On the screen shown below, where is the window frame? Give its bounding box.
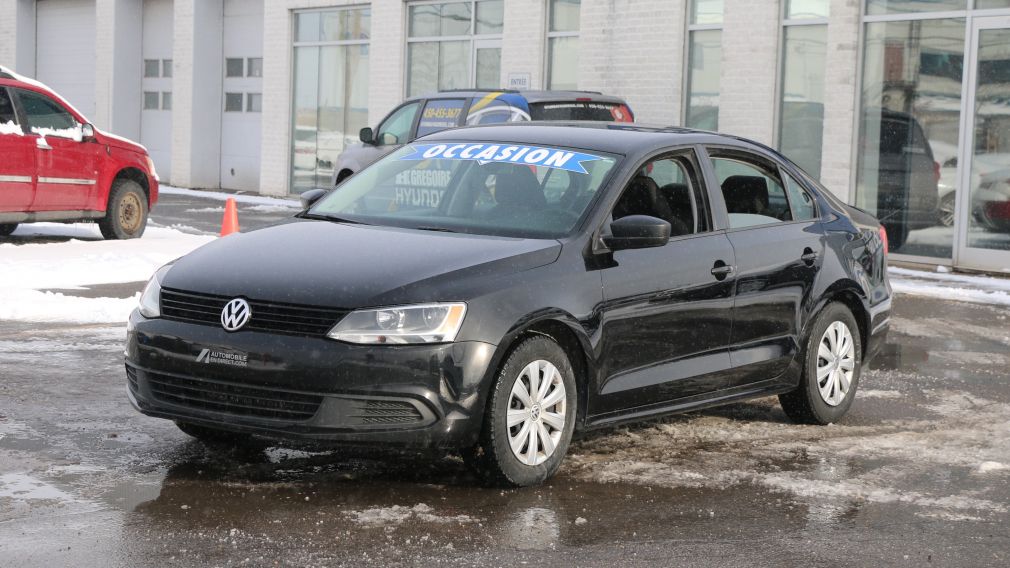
[597,146,714,248]
[683,0,724,129]
[546,0,580,90]
[404,0,505,97]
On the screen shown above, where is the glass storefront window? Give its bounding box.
[866,1,966,16]
[786,0,829,19]
[291,9,371,192]
[779,24,827,178]
[856,18,965,258]
[690,0,723,25]
[547,0,580,90]
[685,29,722,130]
[406,1,503,97]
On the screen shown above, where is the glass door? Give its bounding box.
[473,39,502,90]
[956,16,1010,271]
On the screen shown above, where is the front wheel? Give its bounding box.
[465,336,577,487]
[0,224,17,237]
[99,179,148,239]
[779,303,862,425]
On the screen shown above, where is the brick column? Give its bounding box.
[500,0,546,89]
[717,0,780,143]
[579,0,687,125]
[0,0,36,76]
[819,0,861,202]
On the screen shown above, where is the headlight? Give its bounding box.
[138,265,171,318]
[328,303,467,344]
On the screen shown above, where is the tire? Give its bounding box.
[175,421,261,447]
[779,302,862,425]
[0,224,17,237]
[938,193,956,227]
[464,336,577,487]
[99,179,148,239]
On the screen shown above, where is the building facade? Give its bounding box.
[1,0,1009,271]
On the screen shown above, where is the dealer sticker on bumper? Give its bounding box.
[196,348,248,367]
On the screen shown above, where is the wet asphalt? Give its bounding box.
[1,193,1009,567]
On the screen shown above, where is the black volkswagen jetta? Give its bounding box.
[126,123,891,487]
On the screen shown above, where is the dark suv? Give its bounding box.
[329,90,634,186]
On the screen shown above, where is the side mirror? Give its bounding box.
[300,188,329,209]
[603,215,671,250]
[359,127,374,145]
[81,123,95,140]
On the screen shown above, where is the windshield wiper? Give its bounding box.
[299,212,369,225]
[413,226,460,233]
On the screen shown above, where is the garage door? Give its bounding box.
[220,0,263,192]
[35,0,97,120]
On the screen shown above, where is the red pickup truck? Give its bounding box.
[0,67,158,239]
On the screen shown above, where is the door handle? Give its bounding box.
[711,260,734,280]
[801,247,818,265]
[36,137,52,151]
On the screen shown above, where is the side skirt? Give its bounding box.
[0,210,105,223]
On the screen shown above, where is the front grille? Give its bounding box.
[147,372,323,421]
[126,365,139,394]
[160,288,346,337]
[352,400,424,425]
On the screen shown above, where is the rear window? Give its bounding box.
[530,101,633,122]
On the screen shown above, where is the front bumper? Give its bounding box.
[125,310,497,449]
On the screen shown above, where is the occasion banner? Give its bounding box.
[399,143,605,175]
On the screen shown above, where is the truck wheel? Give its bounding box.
[464,336,577,487]
[0,224,17,237]
[779,302,862,425]
[99,179,148,239]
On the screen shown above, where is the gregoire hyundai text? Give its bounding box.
[0,66,158,239]
[126,123,891,487]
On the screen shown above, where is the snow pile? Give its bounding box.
[344,503,478,527]
[31,126,82,142]
[0,120,23,136]
[0,226,214,323]
[889,266,1010,307]
[160,185,301,208]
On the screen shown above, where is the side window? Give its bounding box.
[376,102,421,145]
[783,172,817,221]
[711,154,793,228]
[0,89,17,126]
[612,154,704,237]
[415,98,466,137]
[17,90,78,137]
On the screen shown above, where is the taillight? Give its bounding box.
[878,225,889,255]
[933,161,941,184]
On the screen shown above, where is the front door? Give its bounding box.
[15,88,99,212]
[594,150,736,416]
[0,87,35,212]
[955,16,1010,270]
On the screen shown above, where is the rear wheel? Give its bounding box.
[780,303,862,425]
[0,224,17,237]
[99,179,148,239]
[464,336,577,487]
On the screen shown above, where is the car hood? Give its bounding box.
[162,219,563,308]
[97,129,148,154]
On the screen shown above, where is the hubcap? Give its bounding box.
[506,359,567,466]
[939,197,956,227]
[119,193,142,234]
[816,321,856,406]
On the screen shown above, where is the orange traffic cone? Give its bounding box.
[220,197,240,236]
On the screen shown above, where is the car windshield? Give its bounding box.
[309,142,620,238]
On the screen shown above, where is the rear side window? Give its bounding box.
[711,154,793,228]
[415,98,466,137]
[0,89,17,126]
[783,172,818,221]
[529,101,633,122]
[16,89,78,137]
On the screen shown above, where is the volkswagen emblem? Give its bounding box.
[221,298,251,331]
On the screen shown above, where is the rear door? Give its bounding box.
[703,147,825,388]
[0,87,35,212]
[15,88,100,212]
[594,148,736,416]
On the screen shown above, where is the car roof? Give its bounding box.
[405,89,628,105]
[414,121,762,156]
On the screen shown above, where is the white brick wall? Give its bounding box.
[500,0,546,89]
[718,0,780,144]
[819,0,861,202]
[579,0,687,125]
[0,0,36,75]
